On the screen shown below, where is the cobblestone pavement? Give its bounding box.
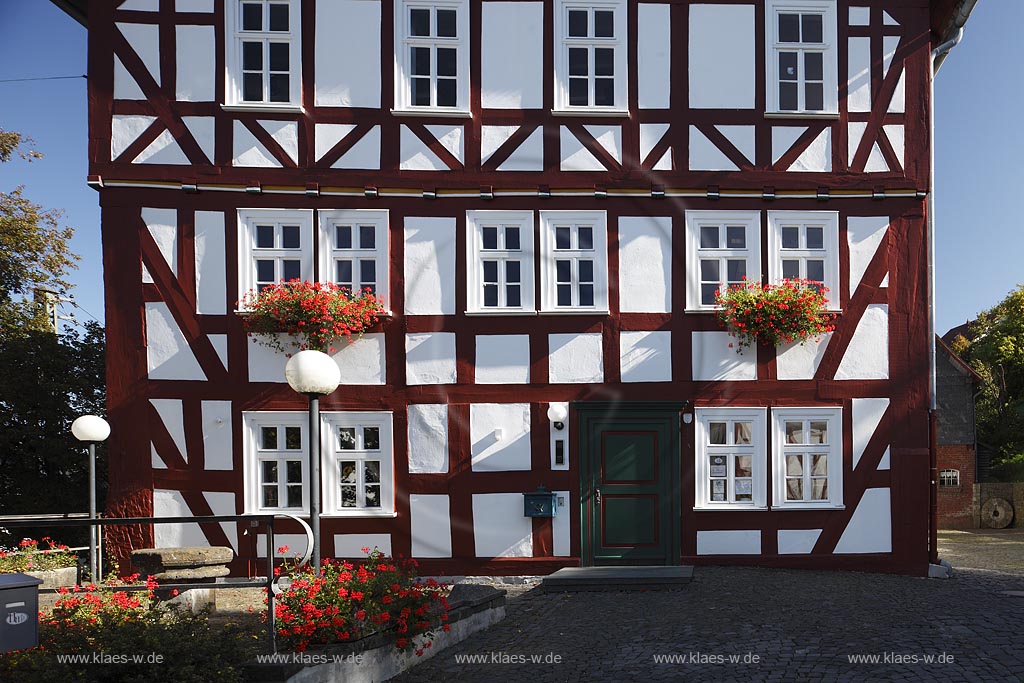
[390,535,1024,683]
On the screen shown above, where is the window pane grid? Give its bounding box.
[780,417,834,504]
[330,222,380,297]
[777,223,829,288]
[252,221,304,289]
[335,424,384,509]
[479,224,526,309]
[562,6,618,107]
[774,10,828,112]
[256,421,304,510]
[551,223,597,308]
[237,1,293,103]
[695,222,752,307]
[405,4,460,108]
[705,419,756,504]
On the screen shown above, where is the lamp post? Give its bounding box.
[285,350,341,572]
[71,415,110,580]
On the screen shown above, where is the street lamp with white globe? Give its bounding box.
[71,415,110,580]
[285,349,341,572]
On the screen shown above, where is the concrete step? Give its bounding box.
[541,565,694,592]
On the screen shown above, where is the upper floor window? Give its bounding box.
[767,211,840,310]
[243,412,308,513]
[694,408,768,510]
[939,469,961,488]
[466,211,536,314]
[318,210,391,311]
[685,211,762,311]
[771,407,843,509]
[322,412,395,516]
[554,0,627,112]
[540,211,609,313]
[237,209,314,305]
[394,0,470,114]
[227,0,302,108]
[766,0,837,115]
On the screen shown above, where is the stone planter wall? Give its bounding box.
[23,566,78,590]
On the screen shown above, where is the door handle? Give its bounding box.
[595,487,602,505]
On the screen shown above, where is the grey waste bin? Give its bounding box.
[0,573,43,653]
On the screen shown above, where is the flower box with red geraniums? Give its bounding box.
[0,538,79,588]
[268,547,450,655]
[715,278,836,351]
[239,280,387,355]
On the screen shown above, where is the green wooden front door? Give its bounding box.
[578,402,682,565]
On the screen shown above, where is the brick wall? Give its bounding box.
[937,444,976,529]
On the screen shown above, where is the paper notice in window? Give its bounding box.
[710,465,727,478]
[735,479,752,495]
[711,479,726,501]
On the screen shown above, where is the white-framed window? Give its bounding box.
[767,211,840,310]
[322,412,395,516]
[237,209,314,307]
[765,0,838,115]
[225,0,302,108]
[939,469,961,488]
[771,407,843,509]
[394,0,470,114]
[554,0,628,112]
[318,210,390,311]
[466,211,536,314]
[685,211,762,311]
[242,412,309,514]
[695,408,768,510]
[539,211,609,313]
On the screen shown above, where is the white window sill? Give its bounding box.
[464,310,539,317]
[694,505,769,512]
[222,103,305,114]
[772,504,845,511]
[764,111,840,120]
[684,308,720,314]
[538,309,611,316]
[391,108,472,119]
[551,108,629,117]
[322,510,399,519]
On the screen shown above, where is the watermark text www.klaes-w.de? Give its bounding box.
[848,652,956,665]
[454,651,563,664]
[653,652,761,665]
[55,653,165,665]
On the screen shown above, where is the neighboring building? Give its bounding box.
[57,0,974,576]
[934,335,981,529]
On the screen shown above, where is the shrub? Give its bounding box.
[0,537,77,573]
[270,547,449,655]
[240,280,386,354]
[716,278,836,350]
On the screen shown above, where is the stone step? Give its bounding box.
[541,566,694,592]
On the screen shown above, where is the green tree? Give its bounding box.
[0,129,78,336]
[956,284,1024,480]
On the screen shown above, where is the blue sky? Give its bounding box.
[0,2,1017,335]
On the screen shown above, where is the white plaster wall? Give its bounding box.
[121,0,157,9]
[777,529,821,555]
[262,120,298,164]
[548,333,604,384]
[111,115,154,159]
[475,335,530,384]
[470,403,531,472]
[689,4,756,109]
[481,2,543,109]
[835,304,889,380]
[499,127,544,171]
[202,400,233,470]
[118,23,160,85]
[194,210,226,314]
[776,334,831,380]
[256,533,309,558]
[772,126,804,165]
[232,121,279,167]
[790,129,832,173]
[334,534,392,558]
[333,126,381,170]
[689,126,737,171]
[333,333,386,385]
[852,398,889,468]
[142,208,177,284]
[847,216,889,294]
[848,37,872,113]
[553,491,571,557]
[203,491,239,552]
[175,25,215,101]
[154,489,208,548]
[619,331,672,383]
[835,488,892,554]
[315,0,381,108]
[146,302,207,380]
[407,404,449,474]
[400,126,446,170]
[150,398,186,460]
[472,493,533,558]
[114,56,145,100]
[692,331,756,381]
[177,0,214,10]
[135,130,189,165]
[182,116,215,162]
[585,125,622,164]
[696,530,761,555]
[315,123,355,162]
[426,125,464,164]
[559,127,603,171]
[718,125,756,164]
[404,217,456,315]
[247,335,289,383]
[618,216,671,313]
[410,494,452,558]
[849,6,870,25]
[638,3,671,108]
[209,333,228,369]
[406,333,457,385]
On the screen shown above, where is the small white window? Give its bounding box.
[322,412,395,516]
[539,211,609,313]
[939,469,960,488]
[466,211,535,314]
[767,211,840,310]
[765,0,838,115]
[226,0,302,108]
[695,408,768,510]
[554,0,628,112]
[394,0,470,114]
[318,210,390,311]
[685,211,762,311]
[242,412,308,513]
[237,209,314,307]
[771,407,843,509]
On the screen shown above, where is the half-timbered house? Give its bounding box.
[58,0,974,576]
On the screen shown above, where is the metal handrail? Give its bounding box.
[0,514,283,652]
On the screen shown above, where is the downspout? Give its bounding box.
[928,7,973,565]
